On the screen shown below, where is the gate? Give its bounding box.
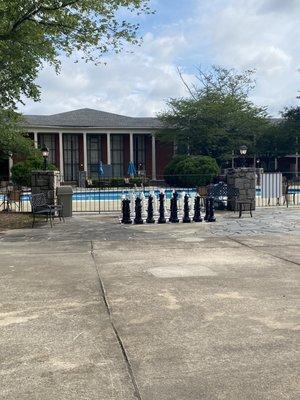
[256,172,300,207]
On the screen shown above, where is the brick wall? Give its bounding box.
[156,140,173,179]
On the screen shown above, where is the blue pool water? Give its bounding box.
[73,189,195,201]
[1,187,300,202]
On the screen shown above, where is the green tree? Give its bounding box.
[280,106,300,153]
[0,110,36,161]
[0,0,151,108]
[256,106,300,170]
[0,0,151,157]
[11,156,57,187]
[164,155,220,187]
[157,66,270,166]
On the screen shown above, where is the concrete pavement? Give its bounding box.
[0,208,299,399]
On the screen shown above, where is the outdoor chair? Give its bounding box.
[30,193,64,228]
[207,182,239,210]
[282,183,296,207]
[235,199,253,218]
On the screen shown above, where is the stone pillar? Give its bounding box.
[31,170,61,204]
[226,168,256,210]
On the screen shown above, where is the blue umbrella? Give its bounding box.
[98,161,104,176]
[127,161,136,177]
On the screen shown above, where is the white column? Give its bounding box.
[8,155,13,180]
[173,140,177,156]
[107,133,111,164]
[151,134,157,180]
[129,133,134,162]
[83,132,88,172]
[59,132,64,181]
[33,131,38,149]
[274,157,278,171]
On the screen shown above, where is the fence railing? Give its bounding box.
[1,172,299,213]
[255,172,300,207]
[72,186,197,213]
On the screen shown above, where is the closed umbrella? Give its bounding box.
[98,161,104,176]
[127,161,136,177]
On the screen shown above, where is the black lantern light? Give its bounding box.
[41,145,49,170]
[239,145,248,167]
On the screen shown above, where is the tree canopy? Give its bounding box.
[157,66,271,166]
[256,106,300,166]
[0,0,151,158]
[0,110,36,160]
[0,0,151,109]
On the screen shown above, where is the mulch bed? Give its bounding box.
[0,212,33,231]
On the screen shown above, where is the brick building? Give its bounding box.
[8,108,174,183]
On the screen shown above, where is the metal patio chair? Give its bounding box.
[30,193,64,228]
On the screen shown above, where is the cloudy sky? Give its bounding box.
[18,0,300,117]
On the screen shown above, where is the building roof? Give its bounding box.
[24,108,162,129]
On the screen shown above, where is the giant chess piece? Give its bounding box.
[158,192,166,224]
[193,195,202,222]
[146,195,155,223]
[204,196,210,222]
[121,199,132,224]
[169,191,179,223]
[134,197,143,224]
[208,197,216,222]
[182,194,191,223]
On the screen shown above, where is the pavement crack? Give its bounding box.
[90,241,142,400]
[226,236,300,266]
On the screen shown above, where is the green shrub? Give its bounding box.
[164,155,219,187]
[11,156,57,187]
[129,177,150,187]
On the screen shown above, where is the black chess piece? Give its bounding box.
[182,194,191,223]
[193,195,202,222]
[146,195,155,223]
[158,192,166,224]
[169,191,179,223]
[208,197,216,222]
[121,199,132,224]
[134,197,143,224]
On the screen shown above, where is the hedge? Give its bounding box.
[164,155,219,187]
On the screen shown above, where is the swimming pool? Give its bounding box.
[1,187,300,202]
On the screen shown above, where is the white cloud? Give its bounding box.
[18,0,300,117]
[196,0,300,115]
[18,31,190,117]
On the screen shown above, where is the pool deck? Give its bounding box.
[0,208,299,399]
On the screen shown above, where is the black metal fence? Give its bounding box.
[1,172,299,213]
[72,186,197,213]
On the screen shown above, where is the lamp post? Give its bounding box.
[41,145,49,170]
[239,145,248,168]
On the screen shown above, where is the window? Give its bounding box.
[134,134,146,171]
[87,135,102,179]
[63,134,79,181]
[111,135,124,177]
[38,134,56,165]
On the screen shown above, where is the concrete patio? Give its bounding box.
[0,208,299,399]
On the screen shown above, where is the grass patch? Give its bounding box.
[0,212,33,230]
